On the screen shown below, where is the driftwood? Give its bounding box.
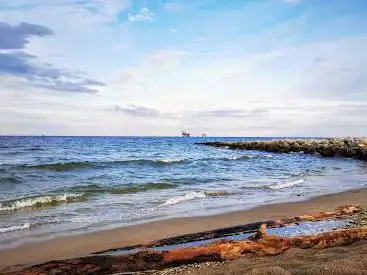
[162,226,367,264]
[12,205,366,275]
[14,227,367,275]
[93,205,360,255]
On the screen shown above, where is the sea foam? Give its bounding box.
[160,191,207,206]
[155,158,185,164]
[0,223,30,233]
[223,154,273,161]
[0,193,85,211]
[269,179,305,190]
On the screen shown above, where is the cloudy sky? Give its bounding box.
[1,0,367,136]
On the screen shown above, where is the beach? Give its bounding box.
[1,137,367,274]
[2,0,367,272]
[1,187,366,272]
[2,136,367,251]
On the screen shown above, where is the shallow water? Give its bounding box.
[0,136,366,248]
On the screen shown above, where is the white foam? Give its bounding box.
[0,193,84,211]
[156,158,184,164]
[225,155,255,160]
[225,154,272,160]
[269,179,304,190]
[0,223,30,233]
[160,191,206,206]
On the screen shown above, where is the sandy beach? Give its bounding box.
[2,0,367,271]
[157,240,367,274]
[1,187,366,272]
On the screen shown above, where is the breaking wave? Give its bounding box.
[160,190,232,206]
[156,158,185,164]
[0,193,86,211]
[222,154,273,161]
[0,223,31,233]
[160,191,206,206]
[269,179,305,190]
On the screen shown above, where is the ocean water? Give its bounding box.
[0,136,367,248]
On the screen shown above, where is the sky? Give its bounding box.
[1,0,367,136]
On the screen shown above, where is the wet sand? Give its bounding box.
[1,188,366,271]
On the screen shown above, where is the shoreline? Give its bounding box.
[1,187,367,270]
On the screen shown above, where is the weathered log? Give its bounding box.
[14,226,367,275]
[93,205,360,256]
[162,226,367,265]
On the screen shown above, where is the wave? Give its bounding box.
[19,154,278,172]
[224,155,255,161]
[27,147,45,151]
[222,154,273,161]
[63,182,177,195]
[160,191,206,206]
[21,158,186,172]
[23,162,93,172]
[160,190,232,206]
[204,190,234,197]
[268,179,305,190]
[156,158,185,164]
[0,223,31,233]
[0,175,23,184]
[0,193,86,211]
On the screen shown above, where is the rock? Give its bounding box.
[196,138,367,162]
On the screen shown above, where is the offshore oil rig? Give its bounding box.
[181,131,191,137]
[181,131,207,137]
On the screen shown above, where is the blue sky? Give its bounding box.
[1,0,367,136]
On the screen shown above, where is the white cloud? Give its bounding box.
[148,50,189,69]
[0,0,132,23]
[128,8,154,22]
[112,49,189,89]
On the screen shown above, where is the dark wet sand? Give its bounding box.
[1,188,366,271]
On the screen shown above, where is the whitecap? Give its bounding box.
[224,154,273,161]
[0,193,85,211]
[0,223,31,233]
[269,179,304,190]
[155,158,185,164]
[160,191,206,206]
[225,155,255,161]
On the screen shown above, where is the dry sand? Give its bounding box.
[1,188,366,271]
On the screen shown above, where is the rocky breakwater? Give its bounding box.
[197,138,367,161]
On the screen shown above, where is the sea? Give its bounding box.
[1,136,367,249]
